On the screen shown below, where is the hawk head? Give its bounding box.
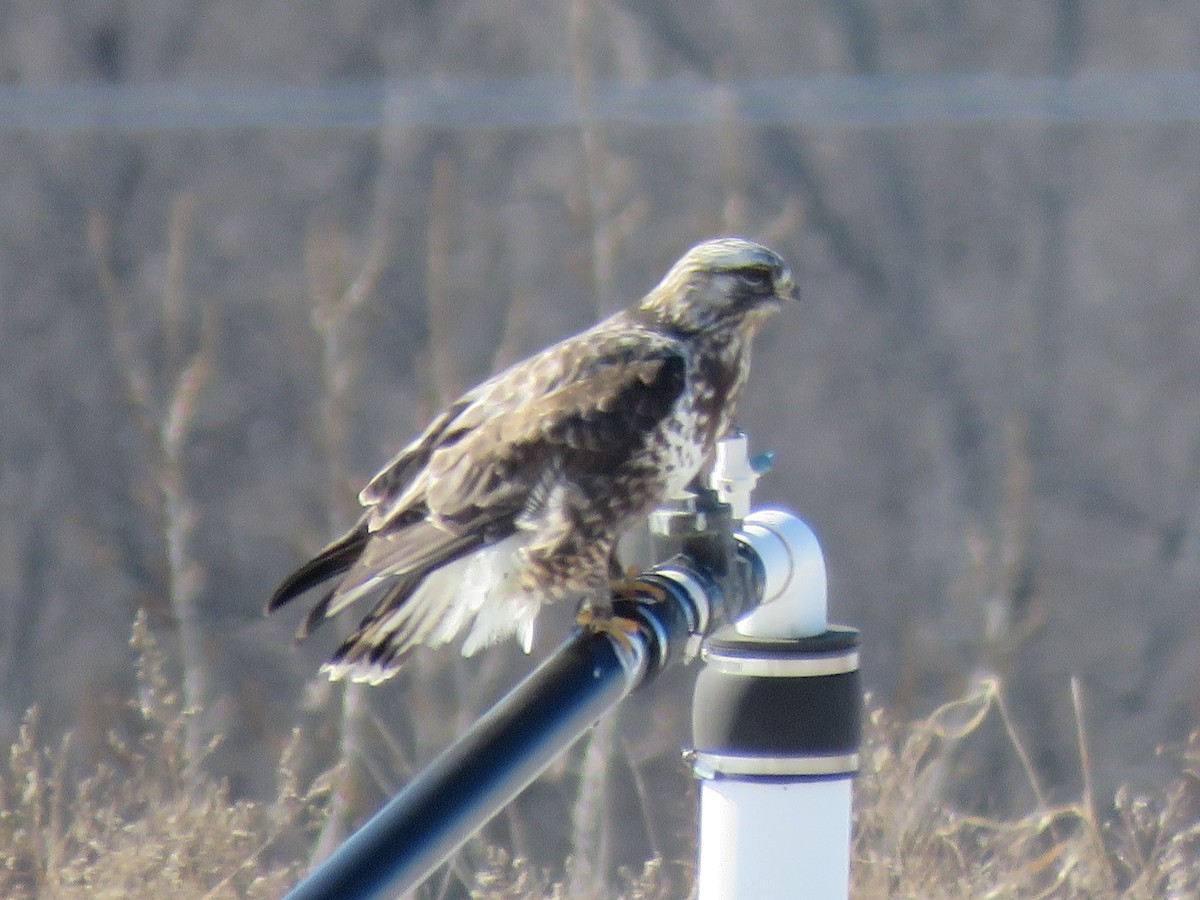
[637,237,798,337]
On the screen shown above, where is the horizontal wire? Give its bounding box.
[4,71,1200,132]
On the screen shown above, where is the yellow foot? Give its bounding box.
[576,607,643,655]
[608,576,669,604]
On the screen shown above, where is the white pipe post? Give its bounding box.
[692,509,861,900]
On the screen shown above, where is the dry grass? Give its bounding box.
[0,613,332,900]
[469,850,674,900]
[852,680,1200,899]
[6,645,1197,897]
[461,680,1200,898]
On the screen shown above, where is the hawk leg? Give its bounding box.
[576,604,642,657]
[604,549,670,604]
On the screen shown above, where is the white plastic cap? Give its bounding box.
[734,509,828,639]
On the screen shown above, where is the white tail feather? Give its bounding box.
[322,533,540,683]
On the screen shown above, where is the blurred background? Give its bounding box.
[3,0,1200,893]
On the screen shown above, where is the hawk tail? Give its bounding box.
[268,512,537,682]
[265,516,370,615]
[322,531,536,684]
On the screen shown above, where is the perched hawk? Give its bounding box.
[267,237,797,683]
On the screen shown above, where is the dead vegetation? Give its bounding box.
[852,681,1200,899]
[0,614,331,900]
[3,636,1197,898]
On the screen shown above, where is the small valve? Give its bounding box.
[709,432,765,519]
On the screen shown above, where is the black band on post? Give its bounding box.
[691,625,862,778]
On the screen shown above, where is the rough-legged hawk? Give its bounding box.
[267,237,797,683]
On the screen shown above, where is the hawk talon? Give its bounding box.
[576,607,643,656]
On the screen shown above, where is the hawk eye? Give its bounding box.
[739,266,775,291]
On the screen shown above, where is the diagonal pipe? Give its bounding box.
[285,549,742,900]
[286,438,779,900]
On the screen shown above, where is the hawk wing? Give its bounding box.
[364,329,687,530]
[267,319,688,670]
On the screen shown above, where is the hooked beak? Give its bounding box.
[774,268,799,304]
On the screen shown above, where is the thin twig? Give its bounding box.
[621,735,664,864]
[357,736,401,797]
[1070,675,1117,894]
[1071,676,1095,821]
[994,679,1050,812]
[426,149,460,406]
[365,701,415,778]
[570,0,615,317]
[89,212,156,437]
[568,712,615,898]
[489,287,529,375]
[715,75,747,235]
[163,193,195,376]
[161,306,217,774]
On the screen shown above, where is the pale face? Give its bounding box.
[640,238,797,336]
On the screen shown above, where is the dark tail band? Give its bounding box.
[266,516,370,615]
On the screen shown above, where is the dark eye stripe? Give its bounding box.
[713,264,773,277]
[740,267,776,288]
